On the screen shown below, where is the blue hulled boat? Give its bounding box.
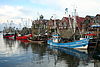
[47,9,90,49]
[47,34,89,49]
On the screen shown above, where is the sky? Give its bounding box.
[0,0,100,24]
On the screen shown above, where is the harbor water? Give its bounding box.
[0,33,99,67]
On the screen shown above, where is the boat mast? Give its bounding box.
[53,14,58,34]
[73,8,77,34]
[68,15,73,29]
[72,8,77,40]
[73,8,83,38]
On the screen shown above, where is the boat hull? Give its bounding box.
[47,38,89,49]
[3,34,15,39]
[16,34,32,40]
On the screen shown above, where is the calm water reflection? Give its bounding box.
[0,33,99,67]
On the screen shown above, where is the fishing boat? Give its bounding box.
[3,27,16,39]
[47,9,90,49]
[87,24,100,49]
[27,34,47,44]
[3,21,16,39]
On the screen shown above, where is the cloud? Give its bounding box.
[0,5,35,23]
[0,0,99,23]
[0,5,23,19]
[30,0,58,6]
[0,5,33,26]
[30,0,100,17]
[58,0,100,16]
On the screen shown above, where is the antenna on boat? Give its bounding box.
[65,8,68,17]
[53,14,57,34]
[71,6,77,40]
[65,8,73,30]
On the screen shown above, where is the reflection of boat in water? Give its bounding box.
[47,46,95,67]
[48,46,89,61]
